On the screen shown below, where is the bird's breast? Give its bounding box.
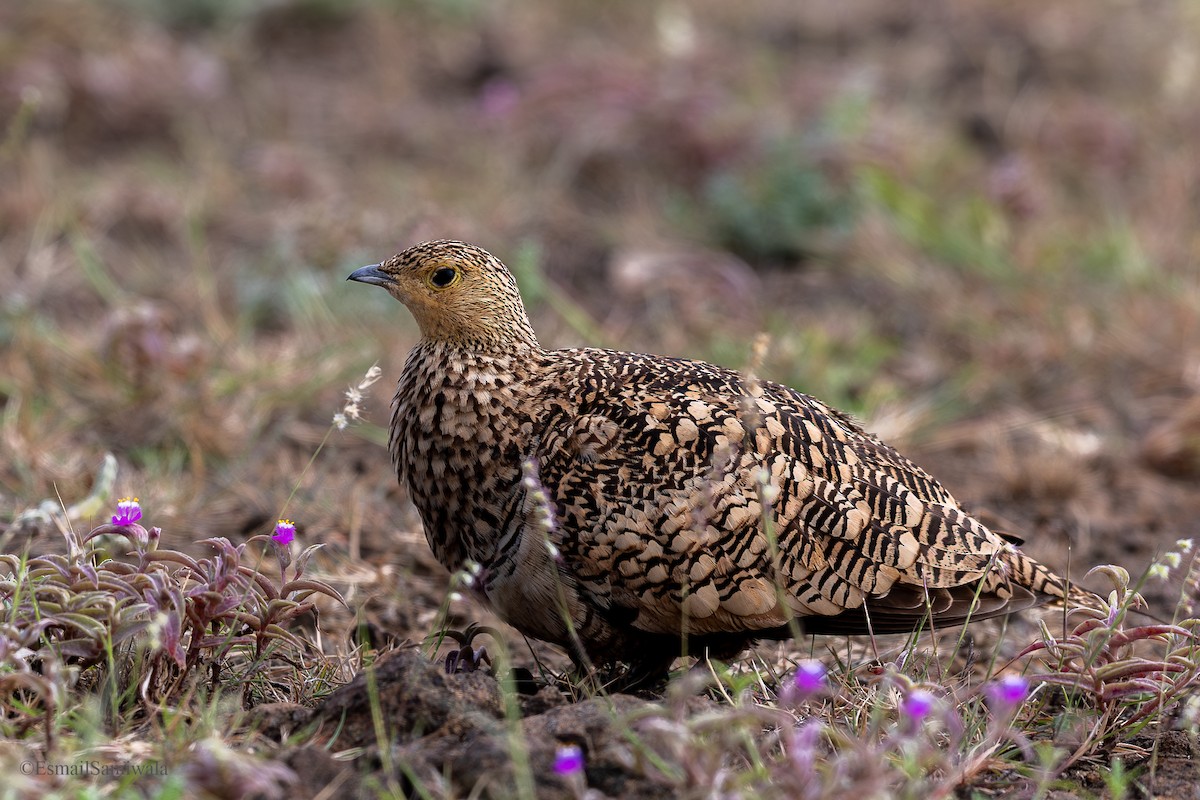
[390,346,536,572]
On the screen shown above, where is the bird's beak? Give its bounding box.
[346,264,393,286]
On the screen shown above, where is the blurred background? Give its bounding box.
[1,0,1198,626]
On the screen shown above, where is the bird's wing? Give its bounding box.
[533,349,1037,638]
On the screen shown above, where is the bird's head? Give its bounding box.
[348,240,539,350]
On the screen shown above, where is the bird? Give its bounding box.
[349,240,1094,686]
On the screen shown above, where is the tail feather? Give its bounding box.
[1004,548,1103,611]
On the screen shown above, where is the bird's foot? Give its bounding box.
[439,622,500,674]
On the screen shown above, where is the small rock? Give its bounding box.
[311,647,505,749]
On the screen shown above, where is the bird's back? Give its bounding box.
[523,347,1077,655]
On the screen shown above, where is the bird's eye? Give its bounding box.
[429,267,458,289]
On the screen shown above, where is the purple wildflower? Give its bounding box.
[112,497,143,526]
[553,743,584,776]
[272,519,296,547]
[986,674,1030,712]
[901,689,936,722]
[479,78,520,119]
[793,659,827,697]
[787,720,824,780]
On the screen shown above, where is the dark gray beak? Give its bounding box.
[347,264,393,286]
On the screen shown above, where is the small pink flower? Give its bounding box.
[793,660,827,696]
[112,497,142,526]
[901,689,935,722]
[272,519,296,547]
[479,78,520,119]
[986,674,1030,711]
[553,743,584,776]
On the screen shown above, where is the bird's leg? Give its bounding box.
[438,622,500,674]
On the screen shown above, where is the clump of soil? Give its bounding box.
[254,648,677,799]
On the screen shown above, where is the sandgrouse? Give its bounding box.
[350,240,1091,684]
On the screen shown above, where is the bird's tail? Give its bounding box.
[1003,548,1103,611]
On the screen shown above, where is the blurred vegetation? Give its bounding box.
[1,0,1199,795]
